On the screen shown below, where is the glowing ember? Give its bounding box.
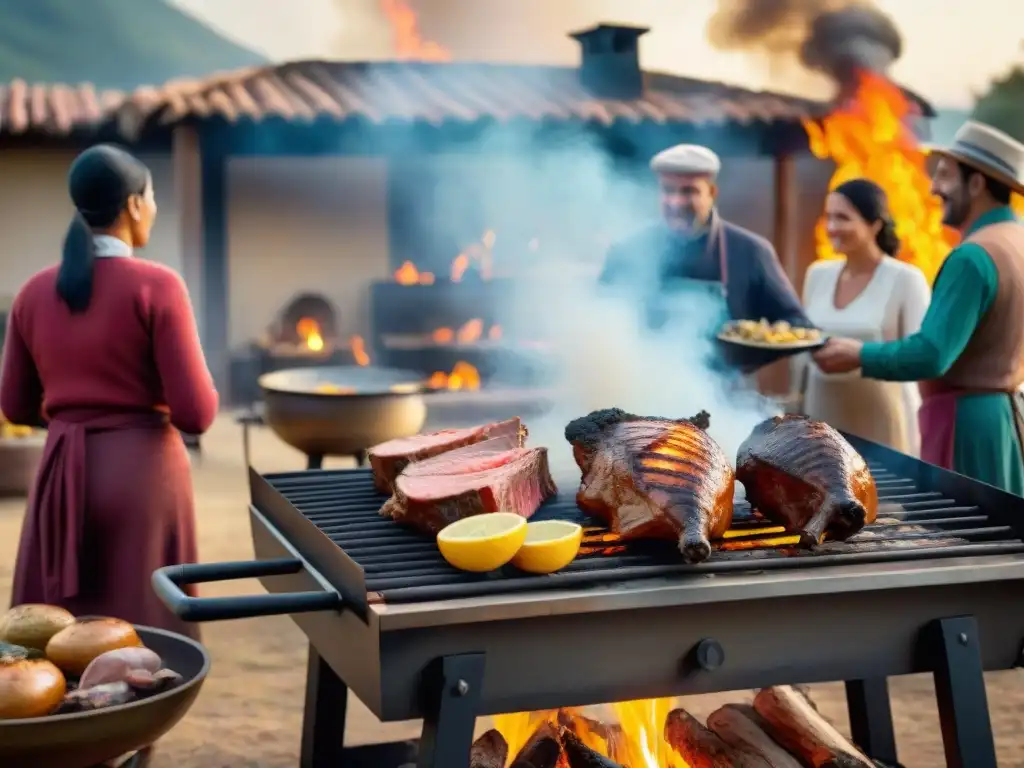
[349,336,371,366]
[296,317,325,352]
[456,318,484,344]
[451,230,496,282]
[394,260,435,286]
[803,72,958,283]
[378,0,450,61]
[487,324,503,341]
[428,361,481,390]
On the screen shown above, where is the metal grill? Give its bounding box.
[252,455,1024,606]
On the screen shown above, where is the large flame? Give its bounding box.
[378,0,450,61]
[803,72,959,283]
[494,701,689,767]
[296,317,325,352]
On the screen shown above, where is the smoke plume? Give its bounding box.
[707,0,903,87]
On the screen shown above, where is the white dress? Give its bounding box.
[801,258,931,456]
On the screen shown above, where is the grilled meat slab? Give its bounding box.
[380,434,557,535]
[369,417,525,493]
[736,414,878,546]
[565,408,734,563]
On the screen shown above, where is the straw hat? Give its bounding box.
[927,120,1024,195]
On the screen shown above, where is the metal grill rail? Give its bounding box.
[254,463,1024,605]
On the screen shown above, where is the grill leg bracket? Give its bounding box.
[416,653,486,768]
[845,678,898,764]
[922,616,998,768]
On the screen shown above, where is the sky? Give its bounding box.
[173,0,1021,108]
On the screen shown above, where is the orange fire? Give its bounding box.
[296,317,325,352]
[428,360,481,390]
[349,335,371,366]
[803,72,959,283]
[378,0,450,61]
[452,230,496,282]
[429,319,502,345]
[394,260,435,285]
[494,701,690,767]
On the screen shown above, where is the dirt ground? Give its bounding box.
[1,415,1022,767]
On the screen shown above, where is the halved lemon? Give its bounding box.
[437,513,528,572]
[511,521,583,574]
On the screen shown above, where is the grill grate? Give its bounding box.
[255,460,1024,605]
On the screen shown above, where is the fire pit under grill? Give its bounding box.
[153,435,1024,768]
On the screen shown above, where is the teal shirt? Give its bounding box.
[860,207,1019,380]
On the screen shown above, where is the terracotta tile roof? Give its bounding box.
[112,60,823,137]
[0,79,125,136]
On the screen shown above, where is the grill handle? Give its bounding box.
[152,558,344,622]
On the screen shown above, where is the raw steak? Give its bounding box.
[380,435,557,535]
[368,417,524,493]
[736,414,878,546]
[565,408,734,563]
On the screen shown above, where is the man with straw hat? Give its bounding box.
[815,121,1024,494]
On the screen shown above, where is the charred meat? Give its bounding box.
[736,414,877,546]
[565,408,734,563]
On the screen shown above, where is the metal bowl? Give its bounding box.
[258,366,428,458]
[0,625,210,768]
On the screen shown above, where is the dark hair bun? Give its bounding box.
[875,218,900,257]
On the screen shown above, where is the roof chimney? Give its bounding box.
[570,23,650,100]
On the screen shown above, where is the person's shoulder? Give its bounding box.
[124,259,187,288]
[12,265,59,309]
[806,258,841,276]
[719,219,775,256]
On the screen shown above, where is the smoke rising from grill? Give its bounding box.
[707,0,903,87]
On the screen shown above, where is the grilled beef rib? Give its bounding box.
[736,414,878,545]
[380,434,557,535]
[368,417,524,493]
[565,408,734,563]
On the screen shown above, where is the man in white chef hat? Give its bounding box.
[599,143,809,335]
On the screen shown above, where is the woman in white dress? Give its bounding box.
[801,179,931,455]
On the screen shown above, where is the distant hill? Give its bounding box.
[0,0,266,89]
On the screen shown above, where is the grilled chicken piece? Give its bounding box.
[736,414,878,546]
[565,408,734,563]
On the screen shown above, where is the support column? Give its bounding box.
[199,136,230,396]
[772,153,797,281]
[172,125,204,336]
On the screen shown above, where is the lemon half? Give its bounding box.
[511,521,583,574]
[437,513,528,572]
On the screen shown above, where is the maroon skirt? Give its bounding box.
[10,409,200,639]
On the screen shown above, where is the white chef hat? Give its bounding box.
[649,144,721,178]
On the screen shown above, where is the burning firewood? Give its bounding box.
[470,728,508,768]
[665,708,771,767]
[510,722,562,768]
[707,704,803,768]
[753,686,873,768]
[557,709,631,759]
[560,726,625,768]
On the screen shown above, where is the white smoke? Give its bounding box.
[446,127,781,483]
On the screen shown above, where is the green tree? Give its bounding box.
[972,44,1024,142]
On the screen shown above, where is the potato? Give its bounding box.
[45,618,142,676]
[0,658,67,719]
[0,605,76,651]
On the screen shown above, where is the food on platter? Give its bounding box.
[369,417,525,493]
[380,431,557,536]
[736,414,878,546]
[436,513,529,572]
[78,647,162,689]
[565,408,734,563]
[312,383,357,395]
[0,410,36,439]
[0,604,76,651]
[0,607,186,720]
[0,658,67,719]
[510,521,583,574]
[718,319,822,348]
[45,618,143,676]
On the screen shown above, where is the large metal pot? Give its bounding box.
[0,625,210,768]
[258,366,428,463]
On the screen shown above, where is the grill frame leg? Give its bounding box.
[300,646,349,768]
[922,615,998,768]
[845,678,898,764]
[416,653,486,768]
[307,453,324,470]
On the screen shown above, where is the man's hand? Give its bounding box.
[812,337,864,374]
